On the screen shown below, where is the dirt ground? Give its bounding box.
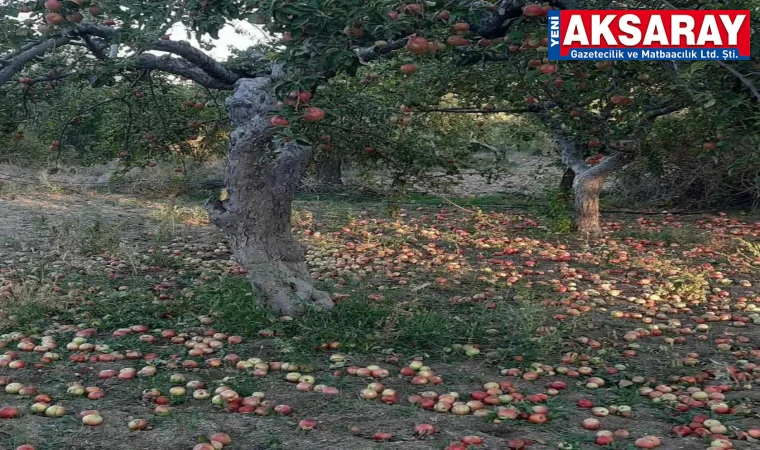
[0,185,758,450]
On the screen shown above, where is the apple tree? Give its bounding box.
[0,0,757,315]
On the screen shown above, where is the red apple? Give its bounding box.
[413,423,436,436]
[298,419,317,430]
[634,436,661,448]
[0,407,19,419]
[582,418,601,430]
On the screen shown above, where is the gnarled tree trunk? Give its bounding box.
[571,153,633,235]
[551,126,634,235]
[573,169,604,235]
[206,76,333,316]
[315,152,343,186]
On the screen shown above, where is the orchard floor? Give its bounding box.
[0,186,758,450]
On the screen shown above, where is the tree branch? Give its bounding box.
[82,36,109,61]
[135,53,235,90]
[0,36,71,86]
[471,0,572,38]
[356,38,409,63]
[554,127,590,174]
[28,72,73,84]
[643,104,685,121]
[75,23,239,84]
[152,40,239,85]
[581,151,633,179]
[717,61,760,103]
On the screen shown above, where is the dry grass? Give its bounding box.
[0,160,225,196]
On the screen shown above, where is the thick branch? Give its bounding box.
[356,39,409,63]
[152,40,239,85]
[0,36,70,86]
[136,54,235,90]
[82,36,109,61]
[75,23,239,84]
[554,127,589,174]
[581,152,632,180]
[0,41,43,66]
[472,0,573,38]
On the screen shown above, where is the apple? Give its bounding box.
[451,404,471,415]
[407,37,429,55]
[702,142,718,151]
[400,64,417,74]
[82,413,103,426]
[298,419,317,430]
[154,405,172,416]
[302,107,325,122]
[461,436,484,445]
[596,435,614,446]
[372,432,392,442]
[507,440,531,449]
[321,386,339,395]
[270,116,289,127]
[447,36,469,46]
[31,403,50,414]
[528,413,548,424]
[5,383,23,394]
[413,423,436,436]
[169,387,186,397]
[128,419,149,431]
[523,4,546,16]
[711,403,730,414]
[582,418,601,430]
[209,433,231,446]
[614,429,630,439]
[539,64,557,74]
[193,445,215,450]
[634,436,661,448]
[360,389,377,400]
[671,425,692,437]
[45,405,65,417]
[44,0,62,12]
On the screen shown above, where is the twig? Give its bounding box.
[717,61,760,102]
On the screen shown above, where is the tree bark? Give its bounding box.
[315,153,343,186]
[573,170,604,235]
[205,75,333,316]
[559,168,575,194]
[572,152,632,235]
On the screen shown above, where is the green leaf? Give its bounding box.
[689,61,709,75]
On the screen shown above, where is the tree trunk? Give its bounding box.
[559,168,575,194]
[206,76,333,316]
[573,170,604,235]
[316,153,343,186]
[571,153,632,235]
